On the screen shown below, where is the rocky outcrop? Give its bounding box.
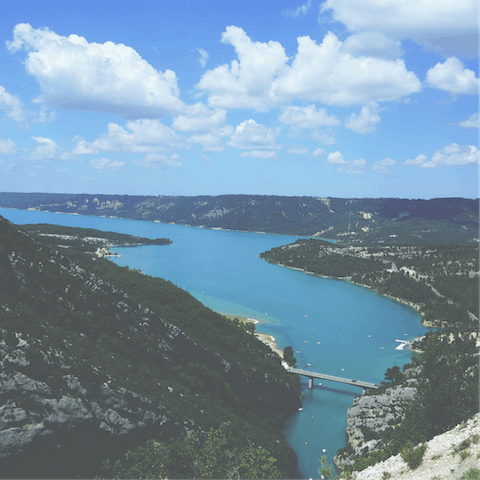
[338,413,480,480]
[0,373,187,478]
[335,368,420,469]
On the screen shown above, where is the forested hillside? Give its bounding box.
[0,192,477,243]
[260,240,479,330]
[0,215,301,478]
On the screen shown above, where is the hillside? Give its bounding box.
[260,240,479,330]
[0,215,301,478]
[0,193,478,243]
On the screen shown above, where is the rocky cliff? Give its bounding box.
[335,368,420,469]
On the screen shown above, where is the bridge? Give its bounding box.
[287,367,380,395]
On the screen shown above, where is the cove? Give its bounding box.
[0,208,430,479]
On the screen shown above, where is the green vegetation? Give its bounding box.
[100,422,282,479]
[0,216,301,478]
[0,193,477,242]
[400,441,427,469]
[283,346,297,367]
[461,468,480,479]
[260,240,479,330]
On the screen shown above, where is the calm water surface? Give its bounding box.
[1,208,430,479]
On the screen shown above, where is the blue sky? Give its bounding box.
[0,0,478,198]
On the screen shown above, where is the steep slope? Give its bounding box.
[0,193,477,243]
[0,215,300,478]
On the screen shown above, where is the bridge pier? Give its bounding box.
[308,377,313,389]
[362,388,367,395]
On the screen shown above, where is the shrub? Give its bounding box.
[400,441,427,470]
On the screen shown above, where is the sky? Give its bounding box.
[0,0,478,199]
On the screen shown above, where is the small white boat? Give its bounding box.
[298,407,303,411]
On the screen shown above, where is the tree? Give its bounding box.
[283,346,296,367]
[384,365,404,384]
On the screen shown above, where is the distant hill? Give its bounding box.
[0,192,478,243]
[0,214,300,478]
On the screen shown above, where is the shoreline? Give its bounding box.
[220,313,284,359]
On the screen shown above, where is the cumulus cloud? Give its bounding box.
[197,48,209,67]
[327,151,346,164]
[341,32,402,59]
[197,26,288,110]
[312,147,327,156]
[319,0,477,57]
[89,158,125,171]
[7,23,185,118]
[187,128,234,152]
[228,119,279,149]
[279,105,341,129]
[426,57,478,95]
[282,1,312,18]
[372,157,396,173]
[74,119,184,155]
[29,136,62,160]
[345,101,381,134]
[0,86,28,126]
[276,33,421,106]
[0,139,16,155]
[459,113,478,129]
[239,150,277,159]
[404,144,478,168]
[172,103,227,133]
[197,27,420,110]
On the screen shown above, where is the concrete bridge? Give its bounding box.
[287,367,380,395]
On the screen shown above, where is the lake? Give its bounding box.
[0,208,430,479]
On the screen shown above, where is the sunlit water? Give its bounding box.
[1,208,430,479]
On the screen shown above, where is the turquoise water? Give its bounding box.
[0,208,430,479]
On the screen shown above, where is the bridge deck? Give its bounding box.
[288,368,379,389]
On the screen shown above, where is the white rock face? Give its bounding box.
[339,413,480,480]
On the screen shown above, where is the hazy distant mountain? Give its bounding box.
[0,192,478,243]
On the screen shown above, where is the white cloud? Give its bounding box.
[7,23,185,118]
[197,28,420,109]
[29,136,62,160]
[197,48,209,67]
[312,147,327,156]
[197,26,288,110]
[459,113,479,129]
[279,105,341,129]
[172,103,227,133]
[426,57,478,95]
[341,32,402,59]
[403,144,479,168]
[239,150,277,159]
[320,0,477,57]
[283,1,312,18]
[0,86,28,126]
[327,151,347,164]
[287,146,309,155]
[338,157,367,174]
[372,157,396,173]
[404,154,428,166]
[0,139,16,155]
[135,153,183,168]
[201,154,213,164]
[76,119,184,155]
[228,119,279,149]
[276,33,421,106]
[89,158,126,171]
[345,101,381,134]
